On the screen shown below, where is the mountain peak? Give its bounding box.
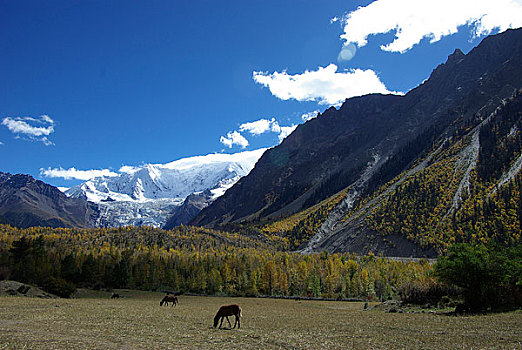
[448,48,465,62]
[64,149,267,228]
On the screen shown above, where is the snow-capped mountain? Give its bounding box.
[65,149,266,227]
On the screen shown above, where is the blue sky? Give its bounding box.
[1,0,521,187]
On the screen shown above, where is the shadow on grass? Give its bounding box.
[215,327,240,331]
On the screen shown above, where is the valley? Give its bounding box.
[1,292,520,349]
[3,2,522,349]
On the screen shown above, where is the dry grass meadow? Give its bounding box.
[0,289,521,349]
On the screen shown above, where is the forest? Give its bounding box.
[0,224,433,301]
[367,92,522,252]
[3,223,520,312]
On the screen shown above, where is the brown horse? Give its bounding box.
[160,295,178,306]
[213,304,241,329]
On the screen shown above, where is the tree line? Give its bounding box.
[1,224,431,300]
[2,224,520,312]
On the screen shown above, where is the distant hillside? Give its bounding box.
[0,172,95,228]
[305,90,521,256]
[193,28,522,257]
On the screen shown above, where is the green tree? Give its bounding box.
[9,237,32,283]
[80,254,97,285]
[114,256,130,288]
[61,254,80,284]
[435,243,522,311]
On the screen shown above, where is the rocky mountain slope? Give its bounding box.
[0,172,95,228]
[192,28,522,256]
[304,88,522,256]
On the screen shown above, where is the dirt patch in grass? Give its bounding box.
[0,291,521,349]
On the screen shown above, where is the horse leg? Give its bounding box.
[236,314,240,329]
[219,316,224,329]
[226,316,232,328]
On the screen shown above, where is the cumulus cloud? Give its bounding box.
[278,125,298,142]
[220,131,249,149]
[239,118,281,135]
[119,165,141,174]
[40,167,118,181]
[301,110,320,122]
[341,0,522,53]
[1,114,56,145]
[253,64,395,106]
[222,116,302,147]
[239,117,304,142]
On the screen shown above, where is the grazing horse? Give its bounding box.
[111,293,120,299]
[160,295,178,307]
[213,304,242,329]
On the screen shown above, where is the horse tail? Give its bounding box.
[238,306,242,317]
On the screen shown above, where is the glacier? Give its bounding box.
[65,149,266,228]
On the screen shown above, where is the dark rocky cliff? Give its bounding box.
[0,172,96,228]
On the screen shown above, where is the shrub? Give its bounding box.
[398,276,458,305]
[42,277,76,298]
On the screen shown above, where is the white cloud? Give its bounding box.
[301,110,320,122]
[1,114,56,145]
[341,0,522,53]
[220,131,249,149]
[40,167,118,180]
[253,64,395,106]
[237,117,304,142]
[40,114,54,124]
[222,116,302,146]
[0,141,3,145]
[119,165,141,174]
[278,125,298,142]
[330,16,339,24]
[40,137,54,146]
[239,118,281,135]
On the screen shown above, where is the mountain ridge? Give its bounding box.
[0,172,95,228]
[192,28,522,256]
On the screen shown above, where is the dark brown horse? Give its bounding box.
[160,295,178,306]
[213,304,241,329]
